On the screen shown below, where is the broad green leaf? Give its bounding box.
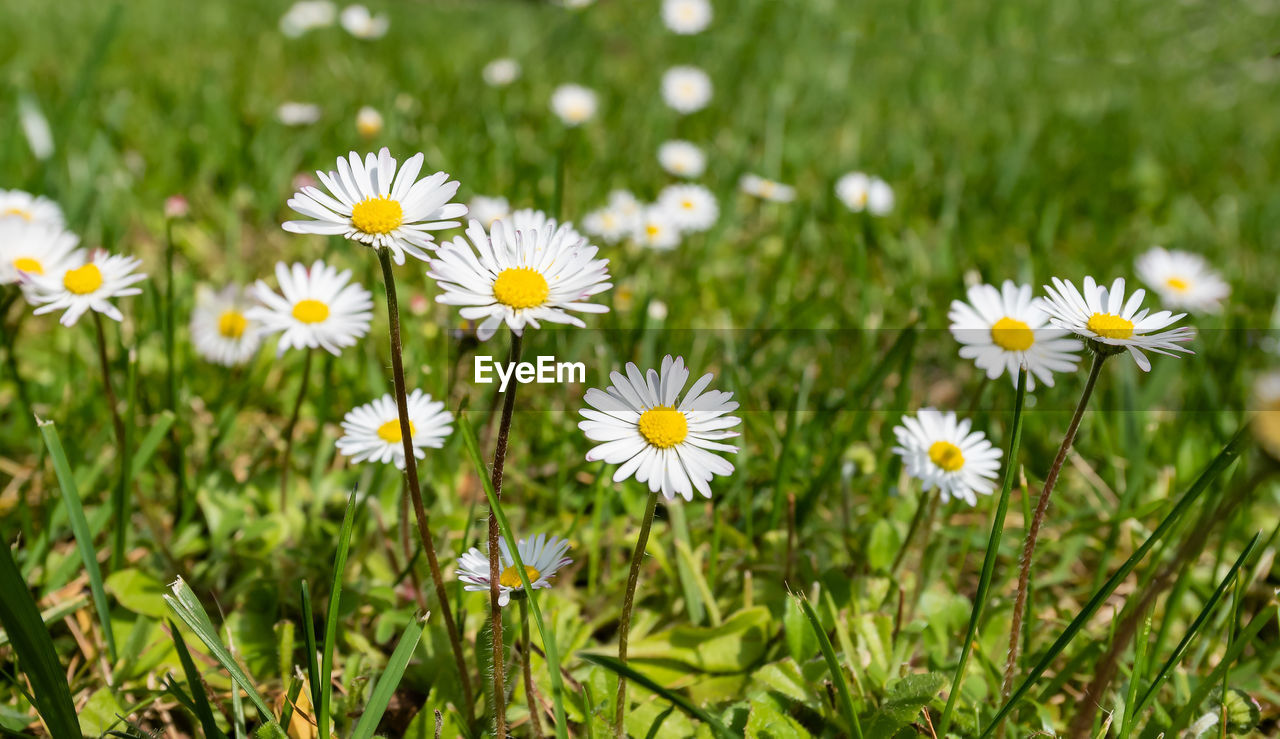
[863,672,946,737]
[744,692,812,738]
[106,568,170,619]
[623,607,772,673]
[865,519,900,572]
[783,597,819,664]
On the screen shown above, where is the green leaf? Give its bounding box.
[783,597,819,664]
[863,672,946,737]
[623,607,772,673]
[744,691,812,738]
[105,568,170,619]
[865,519,899,573]
[579,653,733,739]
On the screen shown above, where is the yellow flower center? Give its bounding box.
[928,441,965,472]
[499,564,541,589]
[492,267,549,309]
[1087,313,1135,340]
[638,405,689,449]
[218,310,248,338]
[376,419,416,443]
[1165,276,1190,292]
[990,316,1035,352]
[63,264,103,295]
[645,224,661,237]
[2,207,33,221]
[292,299,330,324]
[350,195,403,235]
[13,257,43,275]
[681,199,695,210]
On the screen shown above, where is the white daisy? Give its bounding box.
[661,66,712,114]
[579,356,740,500]
[505,207,586,246]
[1253,371,1280,461]
[279,0,336,37]
[948,280,1082,390]
[335,389,453,469]
[662,0,711,34]
[339,4,388,39]
[1039,276,1195,371]
[189,284,263,367]
[658,140,706,178]
[607,190,642,219]
[456,533,572,607]
[739,173,795,202]
[1135,247,1230,314]
[356,106,383,138]
[835,172,894,215]
[282,147,466,265]
[427,218,612,341]
[248,260,373,356]
[892,408,1003,506]
[0,220,82,288]
[657,184,718,233]
[583,206,638,245]
[0,189,64,228]
[276,102,322,126]
[25,250,147,327]
[550,84,598,126]
[483,58,521,87]
[631,206,681,250]
[468,195,511,229]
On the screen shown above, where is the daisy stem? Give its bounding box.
[519,598,545,739]
[92,312,126,449]
[375,248,476,720]
[1000,351,1106,708]
[279,347,313,510]
[614,490,659,737]
[487,329,524,737]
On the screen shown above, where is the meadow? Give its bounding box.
[2,0,1279,737]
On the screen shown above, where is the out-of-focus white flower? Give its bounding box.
[18,97,53,160]
[280,0,337,37]
[658,140,706,178]
[657,184,718,233]
[583,206,638,245]
[1135,247,1230,314]
[0,189,64,229]
[483,58,521,87]
[632,206,681,250]
[356,106,384,138]
[892,409,1002,506]
[550,84,598,126]
[739,174,795,202]
[190,284,263,367]
[25,250,147,327]
[661,66,712,114]
[277,102,322,126]
[0,220,81,290]
[662,0,711,34]
[336,389,453,469]
[835,172,894,215]
[340,4,389,39]
[468,195,511,229]
[248,260,373,356]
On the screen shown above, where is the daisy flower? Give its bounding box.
[1135,247,1230,314]
[279,0,336,37]
[506,207,586,246]
[608,190,642,220]
[1039,276,1195,371]
[457,533,572,607]
[427,218,611,341]
[1252,371,1280,461]
[631,206,681,250]
[276,102,322,126]
[948,280,1082,390]
[0,220,82,288]
[661,66,712,114]
[468,195,511,229]
[892,408,1002,505]
[835,172,894,215]
[483,58,521,87]
[583,205,637,245]
[0,189,64,228]
[739,173,795,202]
[248,260,373,356]
[579,355,740,500]
[356,106,383,138]
[335,389,453,469]
[339,4,388,39]
[189,284,263,367]
[25,250,147,327]
[662,0,711,34]
[550,84,598,126]
[658,184,718,233]
[658,140,706,178]
[282,147,466,265]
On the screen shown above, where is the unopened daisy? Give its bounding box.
[658,140,706,178]
[0,189,64,228]
[283,147,466,265]
[427,219,611,341]
[1135,247,1230,314]
[632,206,681,250]
[835,172,894,215]
[279,0,336,37]
[658,184,718,233]
[948,280,1082,390]
[0,220,82,288]
[739,173,795,202]
[336,389,453,469]
[662,0,711,34]
[579,355,740,500]
[355,106,383,138]
[457,534,572,607]
[483,58,521,87]
[550,84,598,126]
[339,4,388,39]
[248,260,373,356]
[277,102,322,126]
[583,206,637,244]
[1039,277,1195,371]
[661,66,712,114]
[1253,372,1280,461]
[190,284,263,367]
[26,251,146,327]
[892,409,1002,506]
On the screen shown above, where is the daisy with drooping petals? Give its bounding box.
[631,206,681,250]
[483,58,521,87]
[661,66,712,114]
[1135,247,1230,314]
[948,280,1082,390]
[468,195,511,228]
[658,184,718,233]
[662,0,711,34]
[658,140,706,178]
[739,173,795,203]
[892,409,1002,506]
[248,260,373,356]
[550,84,598,126]
[283,148,466,265]
[0,220,82,289]
[0,189,64,228]
[1039,277,1195,371]
[190,284,263,367]
[579,355,740,501]
[25,251,146,327]
[339,4,389,39]
[336,389,453,469]
[457,534,572,607]
[835,172,894,215]
[427,219,612,341]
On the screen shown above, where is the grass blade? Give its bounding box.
[318,487,360,739]
[793,592,863,739]
[350,612,427,739]
[1169,601,1278,732]
[300,580,321,714]
[169,622,229,739]
[579,653,732,739]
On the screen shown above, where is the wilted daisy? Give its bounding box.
[0,189,64,228]
[661,66,712,114]
[279,0,336,37]
[283,147,466,265]
[190,284,263,367]
[583,205,638,245]
[948,280,1082,390]
[355,106,383,138]
[1039,277,1195,371]
[739,173,795,203]
[483,57,521,87]
[339,4,388,39]
[468,195,511,228]
[658,140,706,178]
[1135,247,1230,314]
[427,219,611,341]
[658,184,718,233]
[25,251,146,327]
[550,84,598,126]
[579,355,740,500]
[0,220,82,288]
[457,534,572,607]
[662,0,711,34]
[276,102,322,126]
[335,389,453,469]
[631,206,681,250]
[248,260,373,356]
[892,409,1002,505]
[835,172,894,215]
